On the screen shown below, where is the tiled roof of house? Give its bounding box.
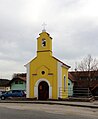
[69,71,98,77]
[18,76,26,81]
[9,73,26,85]
[69,71,98,89]
[91,83,98,91]
[68,72,76,82]
[0,79,10,86]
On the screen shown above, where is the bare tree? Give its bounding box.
[77,54,98,88]
[78,54,98,71]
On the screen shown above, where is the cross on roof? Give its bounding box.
[42,22,47,32]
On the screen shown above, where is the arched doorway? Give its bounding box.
[38,81,49,100]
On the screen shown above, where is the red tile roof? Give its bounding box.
[9,73,26,84]
[91,84,98,91]
[68,72,76,82]
[69,71,98,89]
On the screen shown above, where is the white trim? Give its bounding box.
[34,78,52,99]
[25,63,30,98]
[57,62,62,98]
[61,64,69,69]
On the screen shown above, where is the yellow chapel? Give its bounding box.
[25,28,70,100]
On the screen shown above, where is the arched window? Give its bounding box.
[64,75,66,92]
[42,39,46,47]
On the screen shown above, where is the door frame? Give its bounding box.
[38,81,49,100]
[34,78,52,99]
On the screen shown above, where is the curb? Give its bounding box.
[0,100,98,109]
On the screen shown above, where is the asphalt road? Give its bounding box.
[0,103,98,119]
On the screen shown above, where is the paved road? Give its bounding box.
[0,103,98,119]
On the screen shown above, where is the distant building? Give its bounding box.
[9,73,26,91]
[0,79,10,91]
[25,30,70,100]
[69,71,98,96]
[68,73,76,97]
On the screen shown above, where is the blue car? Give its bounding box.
[0,90,26,100]
[0,91,2,97]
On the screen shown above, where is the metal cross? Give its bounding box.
[42,22,47,31]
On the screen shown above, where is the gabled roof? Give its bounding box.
[69,71,98,89]
[68,72,76,82]
[38,31,52,39]
[53,56,70,69]
[69,71,98,77]
[91,84,98,91]
[9,73,26,85]
[0,79,10,86]
[17,76,26,82]
[24,57,37,67]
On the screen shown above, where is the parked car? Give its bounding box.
[0,90,26,100]
[0,91,2,96]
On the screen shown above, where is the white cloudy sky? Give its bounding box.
[0,0,98,79]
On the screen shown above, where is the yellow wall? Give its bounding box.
[37,32,52,55]
[27,31,69,99]
[62,66,68,98]
[29,52,58,99]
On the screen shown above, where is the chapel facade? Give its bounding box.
[25,29,70,100]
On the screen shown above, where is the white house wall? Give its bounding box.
[57,62,62,98]
[25,63,30,98]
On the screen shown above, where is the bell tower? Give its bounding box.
[37,26,52,56]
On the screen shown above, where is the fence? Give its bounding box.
[59,87,93,98]
[73,88,92,98]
